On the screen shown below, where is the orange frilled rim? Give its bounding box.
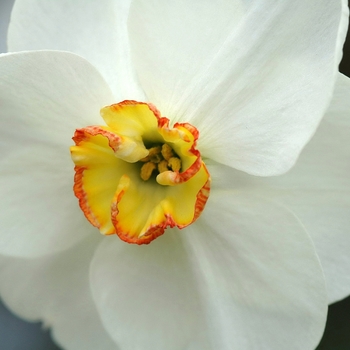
[70,100,211,244]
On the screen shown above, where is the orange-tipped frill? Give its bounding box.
[70,100,210,244]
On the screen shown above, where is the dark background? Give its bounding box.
[0,1,350,349]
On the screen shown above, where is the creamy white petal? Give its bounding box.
[8,0,143,99]
[0,235,118,350]
[90,192,327,350]
[0,51,114,257]
[184,191,327,350]
[274,192,350,305]
[266,73,350,304]
[207,74,350,303]
[90,232,210,350]
[129,0,348,176]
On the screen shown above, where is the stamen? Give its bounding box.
[139,143,182,181]
[168,157,181,172]
[140,162,157,181]
[140,146,162,163]
[158,160,169,173]
[161,144,174,161]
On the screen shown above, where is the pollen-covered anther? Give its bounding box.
[168,157,181,171]
[139,143,182,181]
[161,143,175,161]
[140,161,157,181]
[140,146,162,163]
[158,160,169,173]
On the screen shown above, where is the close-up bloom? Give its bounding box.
[0,1,349,349]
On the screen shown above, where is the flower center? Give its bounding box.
[70,100,210,244]
[140,143,181,181]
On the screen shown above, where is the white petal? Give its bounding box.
[90,232,210,350]
[277,192,350,305]
[8,0,143,99]
[268,73,350,303]
[90,193,327,350]
[129,0,348,175]
[184,191,327,350]
[0,235,118,350]
[207,74,350,303]
[0,51,114,257]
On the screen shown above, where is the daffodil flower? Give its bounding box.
[0,1,349,350]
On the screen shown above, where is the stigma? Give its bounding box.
[70,100,210,244]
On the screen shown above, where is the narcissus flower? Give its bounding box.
[0,1,349,350]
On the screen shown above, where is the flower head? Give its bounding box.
[71,100,210,244]
[0,1,349,350]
